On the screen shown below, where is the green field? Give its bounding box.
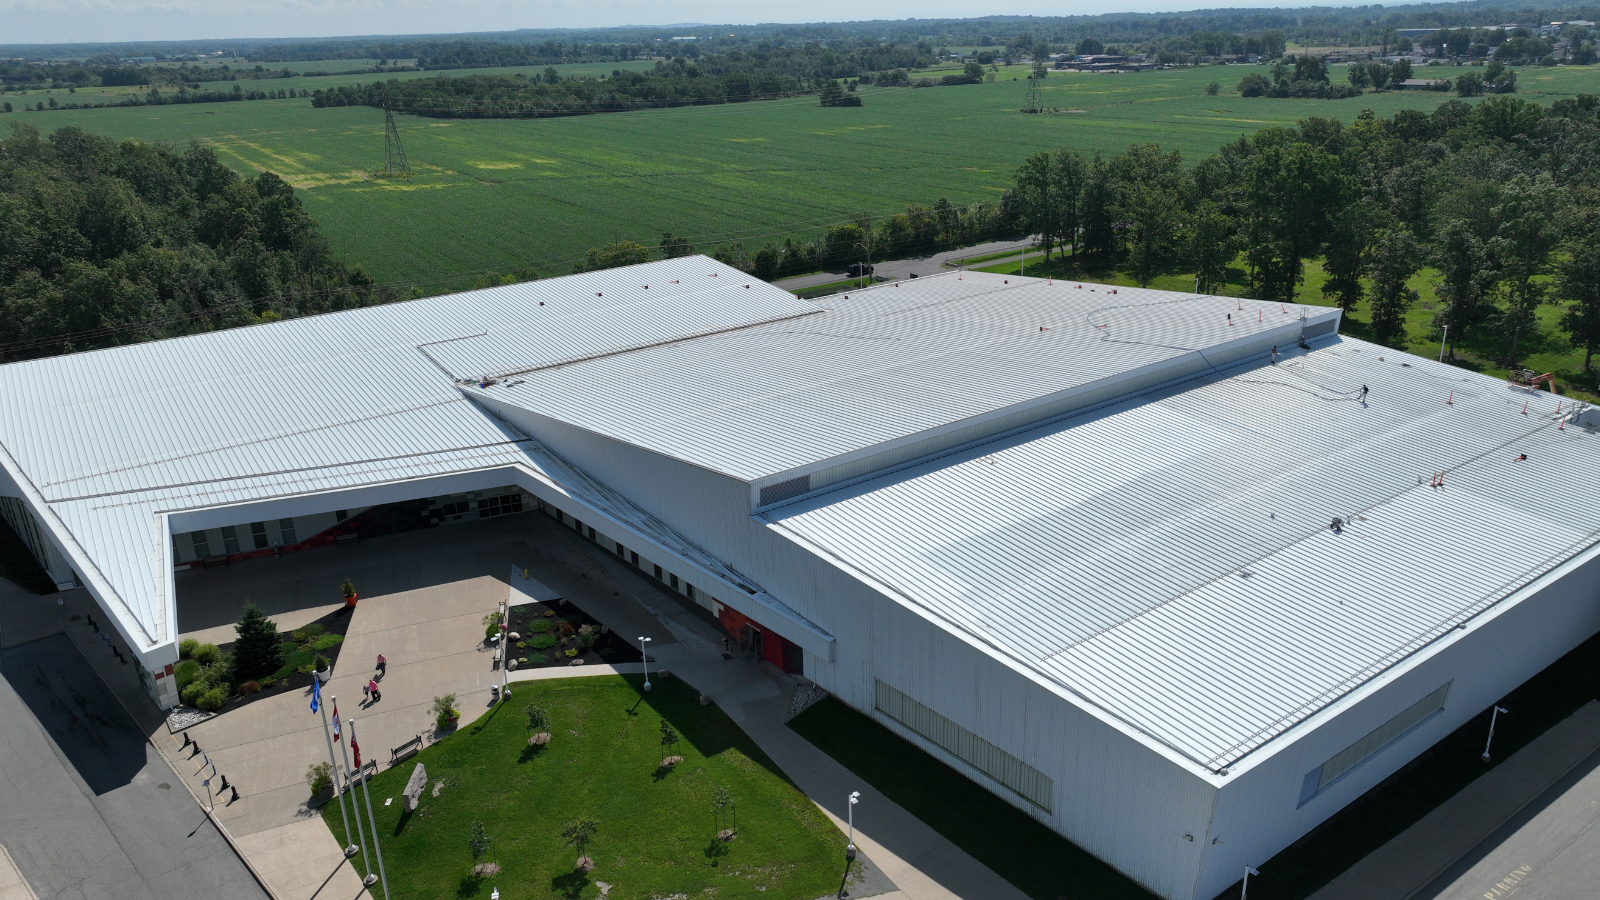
[23,63,1600,285]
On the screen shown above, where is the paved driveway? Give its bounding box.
[772,237,1039,291]
[0,634,265,900]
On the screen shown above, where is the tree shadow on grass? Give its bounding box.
[550,869,589,900]
[618,674,799,788]
[455,874,484,898]
[703,835,732,867]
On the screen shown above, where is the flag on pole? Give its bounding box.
[351,734,362,769]
[332,707,342,742]
[310,676,321,713]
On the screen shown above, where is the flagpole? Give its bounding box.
[334,698,377,886]
[349,718,391,900]
[315,683,358,857]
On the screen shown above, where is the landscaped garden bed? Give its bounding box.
[329,674,852,900]
[501,597,637,671]
[174,602,353,716]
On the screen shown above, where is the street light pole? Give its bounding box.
[640,636,653,691]
[500,601,510,701]
[846,791,859,861]
[1241,865,1259,900]
[1482,706,1508,762]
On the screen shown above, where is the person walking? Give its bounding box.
[375,653,387,680]
[368,678,381,703]
[362,681,371,703]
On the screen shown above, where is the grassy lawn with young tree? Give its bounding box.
[328,674,844,900]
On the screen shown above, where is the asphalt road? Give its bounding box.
[0,634,266,900]
[772,237,1040,291]
[1421,743,1600,900]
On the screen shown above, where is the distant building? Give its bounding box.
[1397,78,1451,90]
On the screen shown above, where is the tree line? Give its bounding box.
[1004,95,1600,371]
[7,84,313,113]
[0,125,395,362]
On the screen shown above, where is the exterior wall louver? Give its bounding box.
[875,678,1053,811]
[758,475,811,507]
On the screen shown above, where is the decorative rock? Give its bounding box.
[699,693,711,706]
[507,658,518,670]
[402,762,428,812]
[508,632,520,641]
[569,658,586,666]
[657,669,671,680]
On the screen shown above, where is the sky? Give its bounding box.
[3,0,1388,47]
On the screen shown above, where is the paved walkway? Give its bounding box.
[1311,701,1600,900]
[569,531,1031,900]
[0,845,38,900]
[10,509,1028,900]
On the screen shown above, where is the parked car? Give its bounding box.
[846,262,875,277]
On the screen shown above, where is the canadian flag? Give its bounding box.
[332,707,341,743]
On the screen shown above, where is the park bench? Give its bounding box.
[391,734,424,766]
[335,533,359,547]
[202,555,229,568]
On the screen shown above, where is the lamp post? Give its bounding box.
[639,636,653,691]
[1241,865,1259,900]
[846,791,860,861]
[1482,706,1508,762]
[500,601,510,701]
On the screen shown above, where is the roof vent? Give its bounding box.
[759,475,811,507]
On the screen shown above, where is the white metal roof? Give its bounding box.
[474,271,1338,482]
[0,257,796,653]
[764,336,1600,771]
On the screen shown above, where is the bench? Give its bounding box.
[391,734,424,766]
[342,759,376,791]
[335,533,360,547]
[202,555,229,568]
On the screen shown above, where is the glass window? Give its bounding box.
[653,565,663,580]
[250,522,268,549]
[670,574,679,591]
[279,518,297,544]
[189,531,210,558]
[630,551,639,566]
[221,525,240,555]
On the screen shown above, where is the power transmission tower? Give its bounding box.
[381,100,412,178]
[1022,62,1045,114]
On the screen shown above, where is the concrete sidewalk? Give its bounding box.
[1311,701,1600,900]
[571,532,1032,900]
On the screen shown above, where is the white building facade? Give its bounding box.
[1,259,1596,899]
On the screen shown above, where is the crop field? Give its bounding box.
[26,63,1600,284]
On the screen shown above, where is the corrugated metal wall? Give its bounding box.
[0,495,75,585]
[1194,544,1600,900]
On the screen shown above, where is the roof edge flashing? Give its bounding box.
[752,310,1338,513]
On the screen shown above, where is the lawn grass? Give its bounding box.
[788,697,1158,900]
[27,64,1600,286]
[789,630,1600,900]
[329,673,845,900]
[976,252,1599,405]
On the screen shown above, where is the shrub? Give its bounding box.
[515,641,527,649]
[529,634,557,650]
[310,634,343,650]
[340,577,356,597]
[313,654,331,672]
[239,680,261,695]
[432,694,459,729]
[259,676,278,689]
[1205,81,1220,95]
[564,648,578,658]
[180,681,209,707]
[579,632,597,648]
[179,638,200,659]
[528,653,548,665]
[301,622,326,638]
[529,619,552,633]
[174,658,202,691]
[192,642,222,666]
[307,761,334,795]
[196,685,228,711]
